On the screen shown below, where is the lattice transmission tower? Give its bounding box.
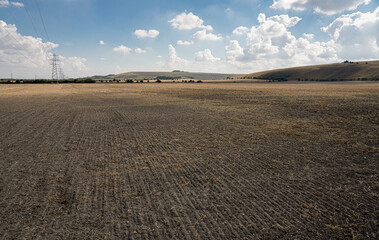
[51,54,59,81]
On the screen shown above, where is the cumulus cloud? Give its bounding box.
[0,0,9,7]
[322,6,379,59]
[232,26,249,35]
[271,0,371,15]
[224,8,379,72]
[60,56,88,75]
[156,44,227,73]
[195,49,220,62]
[12,2,23,7]
[0,20,88,78]
[225,40,244,61]
[135,48,147,54]
[303,33,315,40]
[225,13,340,70]
[166,44,189,69]
[133,29,160,39]
[99,40,105,45]
[177,40,194,45]
[113,45,132,55]
[241,13,302,59]
[193,29,223,41]
[0,1,24,7]
[169,12,213,31]
[0,20,57,68]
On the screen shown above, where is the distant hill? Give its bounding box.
[91,74,115,79]
[109,71,241,80]
[240,61,379,81]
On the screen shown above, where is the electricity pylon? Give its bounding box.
[51,54,59,81]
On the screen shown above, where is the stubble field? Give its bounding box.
[0,83,378,239]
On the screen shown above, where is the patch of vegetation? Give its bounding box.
[73,78,96,83]
[157,76,181,80]
[252,75,288,82]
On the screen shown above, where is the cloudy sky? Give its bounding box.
[0,0,378,78]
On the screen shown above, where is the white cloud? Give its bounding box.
[195,49,220,62]
[169,12,213,31]
[11,2,23,7]
[225,40,244,60]
[0,20,89,78]
[232,26,249,35]
[60,56,88,74]
[225,13,340,70]
[133,29,159,39]
[177,40,194,45]
[0,20,57,68]
[113,45,132,55]
[0,1,24,7]
[135,48,147,54]
[240,13,301,59]
[0,0,9,7]
[193,29,223,41]
[158,8,378,74]
[271,0,371,15]
[166,44,189,69]
[99,40,105,45]
[322,6,379,59]
[303,33,315,40]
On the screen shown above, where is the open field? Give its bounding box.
[0,83,378,239]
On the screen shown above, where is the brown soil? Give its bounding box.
[0,83,378,239]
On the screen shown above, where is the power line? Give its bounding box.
[33,0,63,79]
[4,1,65,79]
[20,0,41,38]
[34,0,50,42]
[5,7,26,35]
[0,32,38,67]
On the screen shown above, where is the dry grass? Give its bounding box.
[241,60,379,80]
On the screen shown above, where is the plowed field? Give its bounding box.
[1,83,378,239]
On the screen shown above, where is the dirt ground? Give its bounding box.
[0,83,378,239]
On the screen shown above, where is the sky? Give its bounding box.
[0,0,378,79]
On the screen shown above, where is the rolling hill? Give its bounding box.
[240,61,379,81]
[109,71,241,80]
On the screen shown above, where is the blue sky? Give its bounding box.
[0,0,378,78]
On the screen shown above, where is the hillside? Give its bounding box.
[241,61,379,81]
[110,71,241,80]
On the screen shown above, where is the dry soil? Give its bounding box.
[0,83,378,239]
